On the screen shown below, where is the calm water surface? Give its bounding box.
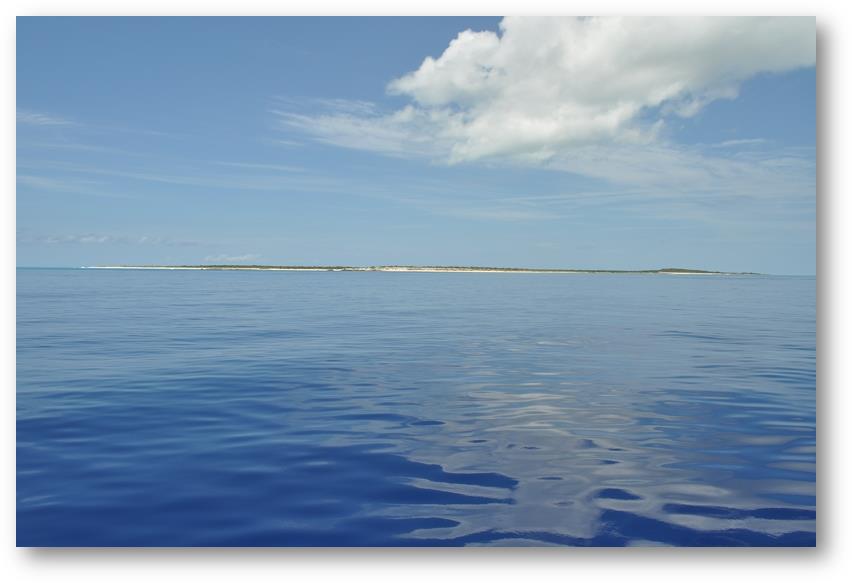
[16,269,816,546]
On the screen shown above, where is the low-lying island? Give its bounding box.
[81,265,758,275]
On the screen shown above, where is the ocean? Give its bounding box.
[16,268,816,546]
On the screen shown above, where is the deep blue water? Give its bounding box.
[16,269,816,547]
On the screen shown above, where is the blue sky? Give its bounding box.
[16,16,816,274]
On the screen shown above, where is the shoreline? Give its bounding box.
[80,265,755,275]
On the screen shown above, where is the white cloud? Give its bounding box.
[276,16,815,190]
[391,16,813,162]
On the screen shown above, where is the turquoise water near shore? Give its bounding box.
[16,268,816,546]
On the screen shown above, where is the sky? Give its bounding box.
[16,16,816,274]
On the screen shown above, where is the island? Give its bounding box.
[81,265,759,275]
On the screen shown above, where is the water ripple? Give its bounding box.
[17,270,815,546]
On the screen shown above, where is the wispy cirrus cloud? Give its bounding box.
[16,174,136,199]
[16,174,141,199]
[213,161,307,173]
[711,138,770,148]
[435,206,558,221]
[16,160,340,194]
[17,232,202,246]
[202,253,261,263]
[276,104,450,160]
[17,108,187,139]
[17,110,77,126]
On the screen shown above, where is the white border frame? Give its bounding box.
[5,3,848,582]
